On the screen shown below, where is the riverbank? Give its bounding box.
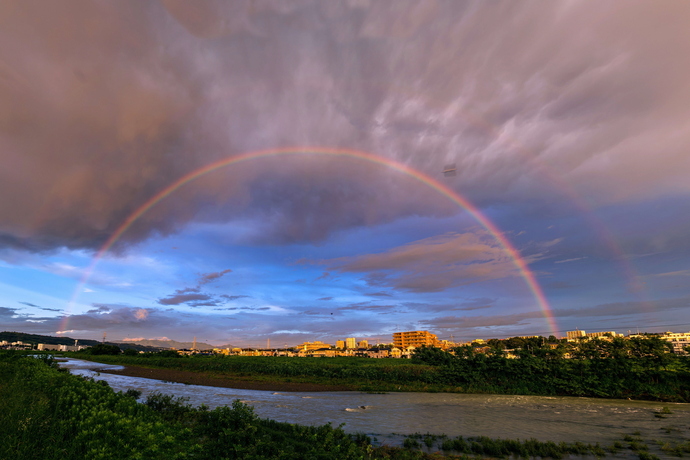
[63,356,690,460]
[98,364,355,392]
[72,352,690,402]
[13,353,664,460]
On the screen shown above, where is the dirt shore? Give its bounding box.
[97,365,355,392]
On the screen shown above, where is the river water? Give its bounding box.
[60,358,690,455]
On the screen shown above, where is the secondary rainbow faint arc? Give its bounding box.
[63,147,557,335]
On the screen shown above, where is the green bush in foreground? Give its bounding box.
[0,352,460,460]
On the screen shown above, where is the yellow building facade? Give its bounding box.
[392,330,441,348]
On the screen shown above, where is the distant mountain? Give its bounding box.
[0,331,165,352]
[121,338,215,350]
[0,331,100,347]
[0,331,230,352]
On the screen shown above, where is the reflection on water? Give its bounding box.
[60,358,690,447]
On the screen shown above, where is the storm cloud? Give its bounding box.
[2,1,690,346]
[1,1,688,253]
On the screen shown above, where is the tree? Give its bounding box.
[412,345,454,365]
[504,337,526,350]
[156,349,181,358]
[486,339,505,350]
[86,343,121,355]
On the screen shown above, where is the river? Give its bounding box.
[60,358,690,455]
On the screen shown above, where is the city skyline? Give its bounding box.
[1,1,690,348]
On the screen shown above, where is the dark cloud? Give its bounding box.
[199,269,232,285]
[86,305,111,314]
[158,293,213,306]
[0,306,19,317]
[3,2,687,254]
[19,301,40,308]
[317,297,333,301]
[220,294,250,301]
[157,270,237,306]
[18,301,62,313]
[2,1,690,347]
[187,300,222,308]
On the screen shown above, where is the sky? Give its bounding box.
[1,0,690,348]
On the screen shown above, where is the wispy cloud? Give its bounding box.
[554,257,587,264]
[651,270,690,278]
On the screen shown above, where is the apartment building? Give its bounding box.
[392,330,441,348]
[566,330,621,342]
[660,331,690,354]
[566,330,586,341]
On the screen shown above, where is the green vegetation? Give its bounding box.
[402,433,609,459]
[408,336,690,401]
[3,351,688,459]
[83,343,123,355]
[398,428,689,460]
[1,351,461,459]
[657,439,690,456]
[74,335,690,401]
[72,353,441,391]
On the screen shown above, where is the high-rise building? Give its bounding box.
[335,340,345,349]
[358,340,368,348]
[345,337,356,349]
[393,331,440,348]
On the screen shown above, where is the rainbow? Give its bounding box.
[62,147,557,335]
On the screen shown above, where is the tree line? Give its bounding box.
[412,336,690,401]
